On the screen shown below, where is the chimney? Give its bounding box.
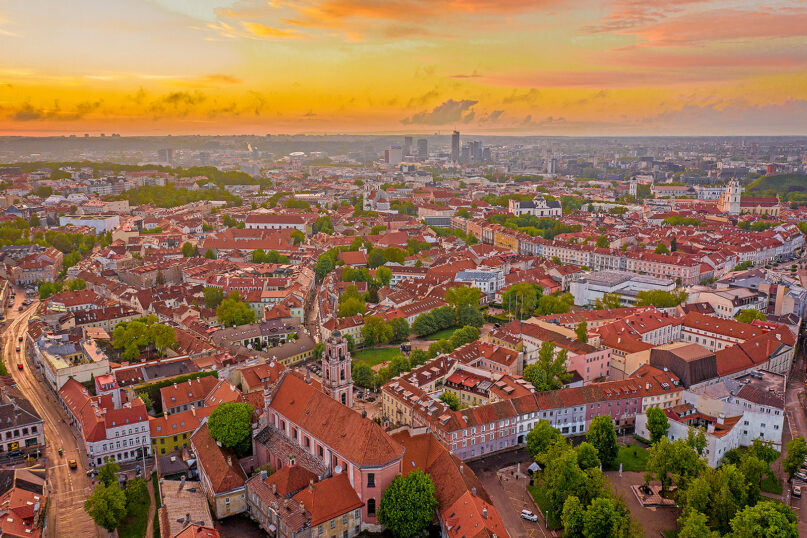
[179,475,185,489]
[271,483,277,494]
[260,470,268,480]
[309,479,314,492]
[717,413,725,425]
[471,487,477,496]
[459,465,463,475]
[299,501,305,513]
[482,507,488,519]
[185,513,191,524]
[227,456,232,467]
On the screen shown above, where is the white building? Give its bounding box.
[58,214,120,234]
[570,270,675,307]
[454,270,505,299]
[508,195,561,217]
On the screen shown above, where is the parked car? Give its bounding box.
[795,471,807,482]
[520,510,538,522]
[794,485,802,497]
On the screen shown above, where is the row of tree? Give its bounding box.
[111,314,177,361]
[526,416,640,536]
[38,278,86,299]
[84,460,151,532]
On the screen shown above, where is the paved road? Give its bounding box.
[2,294,99,537]
[784,350,807,535]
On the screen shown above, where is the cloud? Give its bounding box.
[581,0,706,34]
[640,99,807,134]
[450,70,482,79]
[502,88,541,104]
[201,74,242,85]
[406,88,441,108]
[479,109,504,123]
[401,98,478,125]
[6,99,103,122]
[241,21,301,39]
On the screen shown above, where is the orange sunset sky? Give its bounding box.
[1,0,806,136]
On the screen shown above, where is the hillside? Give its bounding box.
[746,173,807,200]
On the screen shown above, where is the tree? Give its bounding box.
[526,419,563,463]
[582,497,622,538]
[97,459,121,487]
[562,495,584,538]
[388,317,410,343]
[738,454,766,506]
[440,391,461,410]
[290,229,305,245]
[352,363,374,388]
[124,477,149,506]
[645,406,669,444]
[409,349,429,367]
[670,236,677,252]
[575,441,601,470]
[368,249,386,268]
[645,437,706,494]
[655,242,669,254]
[84,482,127,531]
[575,320,588,343]
[750,438,779,466]
[204,248,216,259]
[216,292,255,327]
[501,283,542,319]
[595,235,609,248]
[523,342,571,391]
[152,323,177,356]
[449,326,480,349]
[181,241,195,257]
[338,297,365,317]
[677,510,718,538]
[378,470,438,538]
[535,293,574,315]
[587,416,618,469]
[203,287,224,309]
[735,308,766,323]
[685,427,706,456]
[783,436,807,478]
[729,501,797,538]
[361,316,393,347]
[454,304,481,328]
[412,313,438,337]
[208,402,255,456]
[634,290,688,308]
[313,215,334,235]
[593,292,622,310]
[138,392,153,411]
[444,286,483,310]
[543,445,588,523]
[376,266,392,287]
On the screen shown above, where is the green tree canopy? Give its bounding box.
[783,436,807,478]
[444,285,483,310]
[645,406,670,444]
[526,419,563,463]
[182,241,196,257]
[203,287,224,309]
[586,415,618,469]
[84,482,127,531]
[575,320,588,343]
[440,391,461,411]
[523,342,571,391]
[735,308,766,323]
[502,282,542,319]
[216,291,256,327]
[729,501,798,538]
[208,402,255,456]
[378,470,439,538]
[634,290,688,308]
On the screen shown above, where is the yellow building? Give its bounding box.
[149,406,212,455]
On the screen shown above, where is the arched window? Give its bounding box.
[340,368,345,381]
[367,498,376,515]
[341,393,347,405]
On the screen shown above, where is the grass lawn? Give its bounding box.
[526,482,562,529]
[425,327,458,341]
[352,347,402,367]
[761,473,783,495]
[613,444,649,472]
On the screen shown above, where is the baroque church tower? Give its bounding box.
[321,330,354,407]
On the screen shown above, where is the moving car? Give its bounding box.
[15,346,20,353]
[18,336,22,342]
[16,363,22,371]
[68,459,77,470]
[520,510,539,522]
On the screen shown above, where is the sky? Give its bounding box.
[1,0,807,136]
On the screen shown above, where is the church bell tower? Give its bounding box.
[321,330,354,408]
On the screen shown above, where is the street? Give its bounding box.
[2,292,99,537]
[784,350,807,535]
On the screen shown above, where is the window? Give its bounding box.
[367,499,376,516]
[367,473,375,487]
[331,520,336,529]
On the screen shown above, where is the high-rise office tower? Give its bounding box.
[417,139,428,160]
[403,136,413,157]
[451,131,460,163]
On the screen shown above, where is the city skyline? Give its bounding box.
[2,0,807,136]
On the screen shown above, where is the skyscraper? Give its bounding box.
[417,138,428,160]
[403,136,413,157]
[451,130,460,163]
